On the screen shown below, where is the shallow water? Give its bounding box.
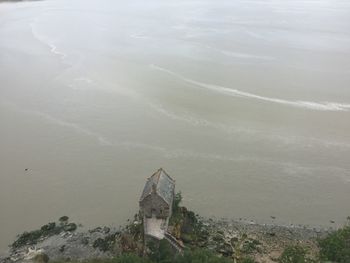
[1,0,350,252]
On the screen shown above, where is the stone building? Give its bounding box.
[139,168,175,239]
[139,168,183,252]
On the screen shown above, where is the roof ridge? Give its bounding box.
[160,169,175,183]
[140,168,175,203]
[156,168,161,185]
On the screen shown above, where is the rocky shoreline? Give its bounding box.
[199,218,329,262]
[0,214,332,263]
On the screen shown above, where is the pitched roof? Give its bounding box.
[140,168,175,205]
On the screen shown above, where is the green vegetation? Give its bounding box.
[318,226,350,263]
[169,192,208,247]
[93,234,118,252]
[278,245,314,263]
[12,217,77,248]
[173,192,183,214]
[241,239,261,254]
[147,239,174,263]
[53,248,232,263]
[277,224,350,263]
[170,192,184,225]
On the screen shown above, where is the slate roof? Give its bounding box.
[140,168,175,205]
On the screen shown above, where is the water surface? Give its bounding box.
[1,0,350,252]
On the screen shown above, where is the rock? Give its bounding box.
[89,227,102,233]
[59,245,65,253]
[93,233,117,252]
[0,257,13,263]
[81,237,89,245]
[103,227,110,234]
[93,238,107,251]
[24,248,49,263]
[63,223,77,232]
[59,216,69,225]
[40,223,56,232]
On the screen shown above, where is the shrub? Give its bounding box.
[318,226,350,263]
[148,239,174,263]
[173,192,183,213]
[278,245,314,263]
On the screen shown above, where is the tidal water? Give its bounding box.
[1,0,350,252]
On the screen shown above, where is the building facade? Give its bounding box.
[139,168,175,220]
[139,168,184,253]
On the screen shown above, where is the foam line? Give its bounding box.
[150,65,350,112]
[29,20,67,61]
[1,101,111,146]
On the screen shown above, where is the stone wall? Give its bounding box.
[140,193,170,219]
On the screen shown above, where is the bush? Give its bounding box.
[318,226,350,263]
[148,239,174,263]
[173,192,182,213]
[278,245,314,263]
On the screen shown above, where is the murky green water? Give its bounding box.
[1,0,350,252]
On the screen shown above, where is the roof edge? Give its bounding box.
[158,168,175,183]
